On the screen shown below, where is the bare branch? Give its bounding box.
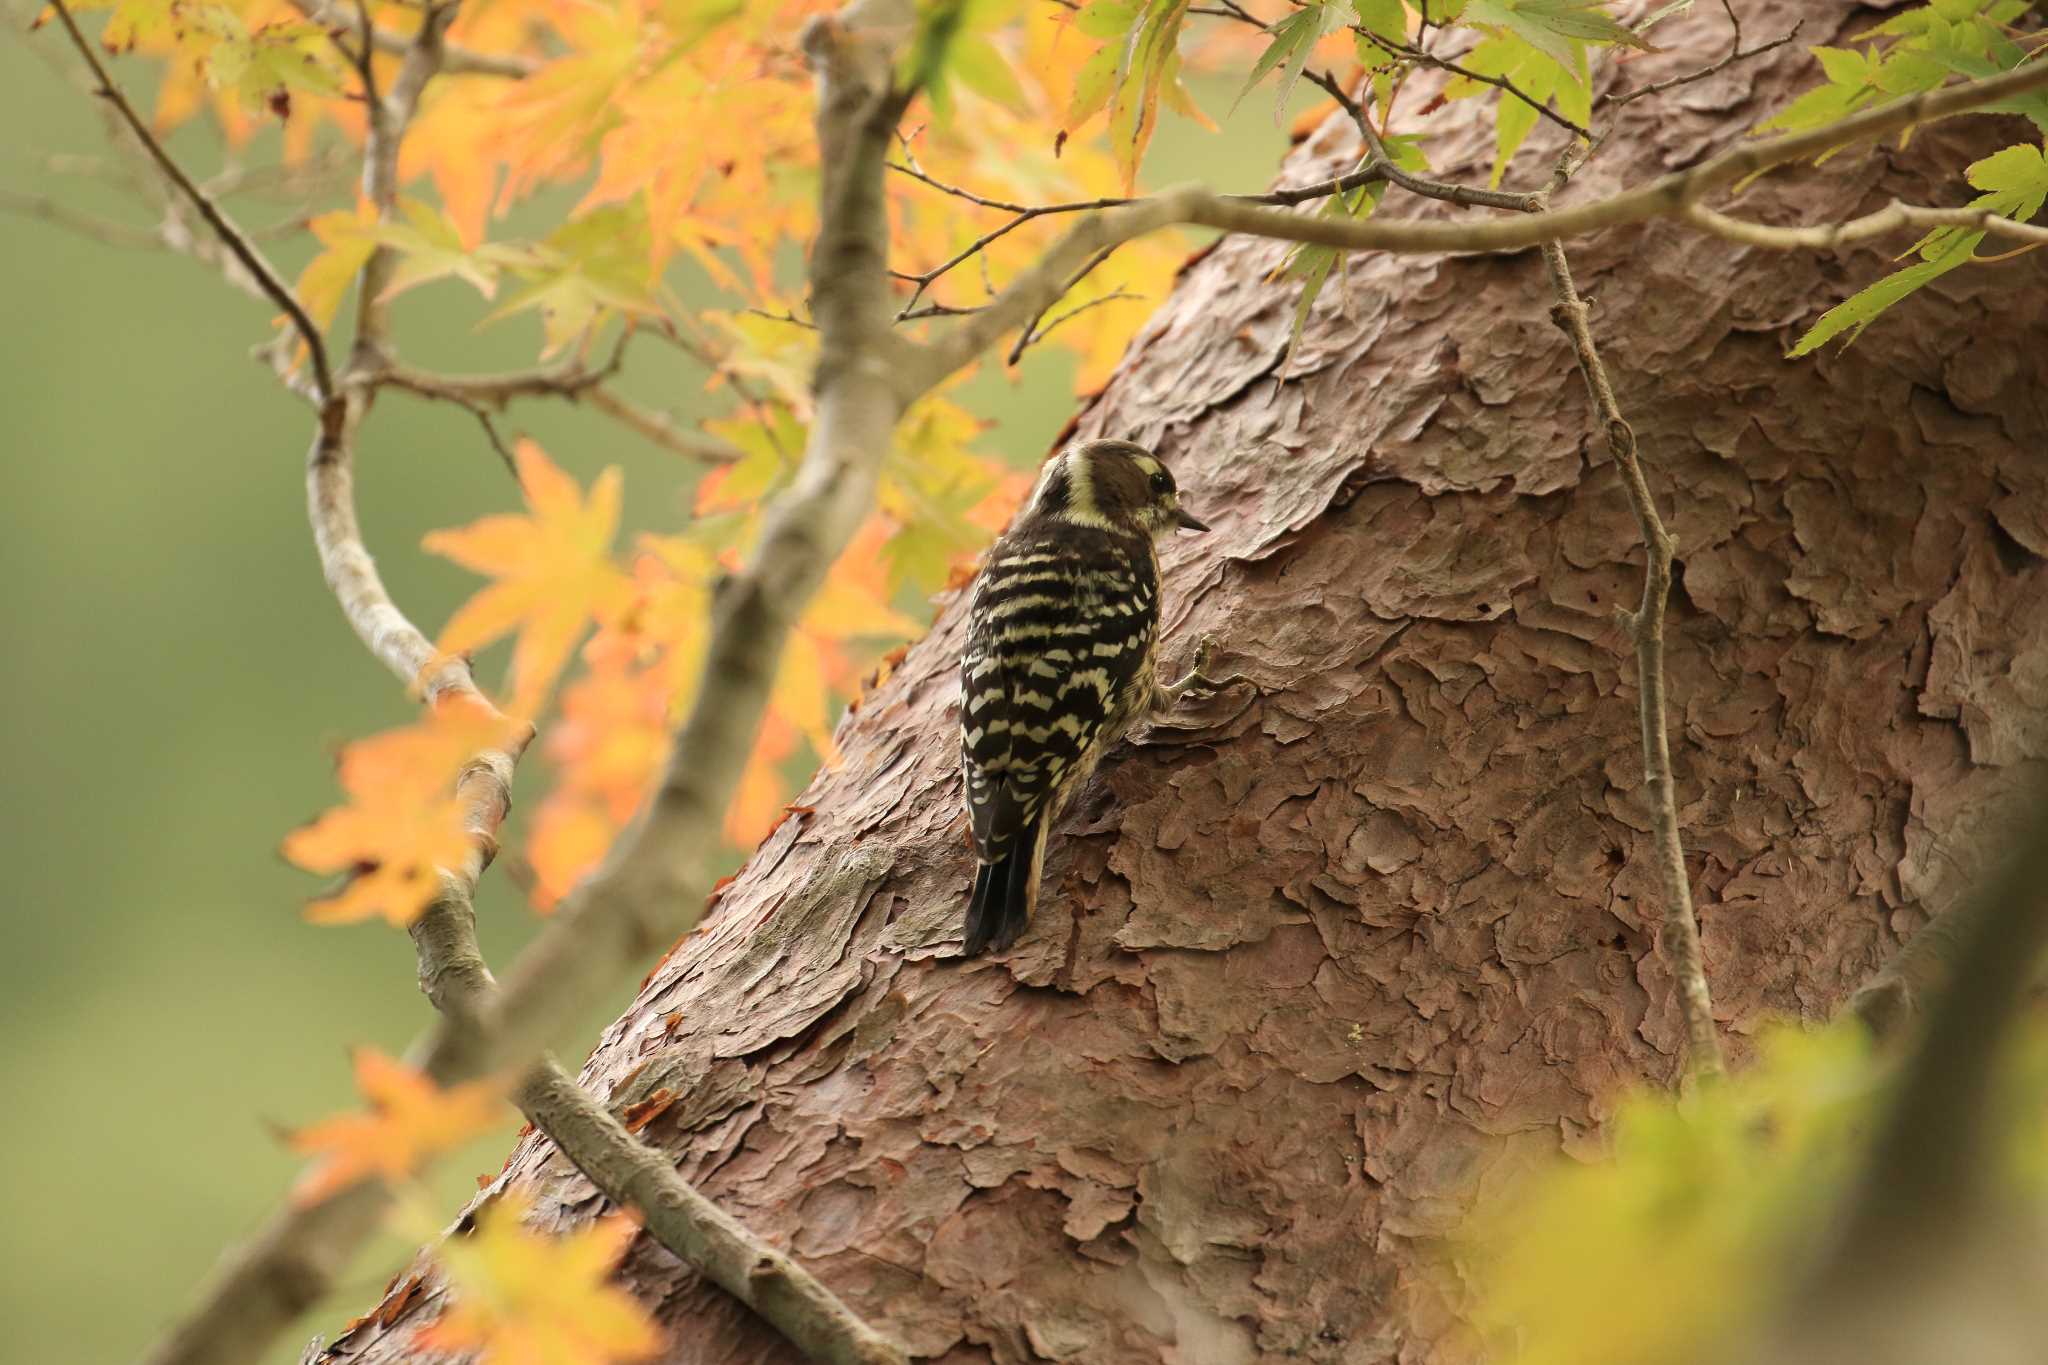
[305,399,522,726]
[1375,32,1593,142]
[1531,154,1723,1083]
[1004,243,1119,364]
[141,7,922,1363]
[0,188,163,248]
[379,353,744,462]
[1008,285,1139,360]
[286,0,539,76]
[888,127,1388,319]
[582,386,745,462]
[517,1062,910,1365]
[1603,19,1803,110]
[405,886,906,1365]
[47,0,336,402]
[1686,199,2048,252]
[907,61,2048,397]
[1330,73,1540,212]
[377,356,617,404]
[349,0,457,366]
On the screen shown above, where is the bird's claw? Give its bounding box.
[1160,634,1245,707]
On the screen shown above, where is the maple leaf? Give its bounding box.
[526,795,618,911]
[295,198,380,329]
[400,81,510,249]
[727,709,798,846]
[523,632,674,909]
[289,1048,508,1205]
[421,1194,663,1365]
[424,441,629,712]
[282,697,512,927]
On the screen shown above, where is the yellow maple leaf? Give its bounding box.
[424,440,628,713]
[421,1194,663,1365]
[295,197,380,329]
[289,1048,508,1205]
[282,697,511,927]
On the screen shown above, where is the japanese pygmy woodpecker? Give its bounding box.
[957,438,1213,956]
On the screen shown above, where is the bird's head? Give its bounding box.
[1026,439,1208,539]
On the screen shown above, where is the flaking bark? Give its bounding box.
[333,2,2048,1359]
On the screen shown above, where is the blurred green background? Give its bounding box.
[0,23,1295,1363]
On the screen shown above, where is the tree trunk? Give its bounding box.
[326,2,2048,1359]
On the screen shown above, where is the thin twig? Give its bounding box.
[46,0,336,402]
[286,0,539,76]
[888,143,1390,317]
[1011,287,1139,357]
[1320,69,1541,212]
[1685,199,2048,251]
[1184,0,1594,146]
[349,0,455,368]
[1531,152,1723,1082]
[582,386,745,462]
[377,356,618,404]
[1005,244,1118,364]
[0,189,163,248]
[1389,35,1594,142]
[1604,16,1803,110]
[907,61,2048,396]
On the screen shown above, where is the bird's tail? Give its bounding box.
[963,818,1042,956]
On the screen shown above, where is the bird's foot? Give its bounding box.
[1155,634,1247,710]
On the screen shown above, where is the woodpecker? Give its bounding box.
[958,438,1213,957]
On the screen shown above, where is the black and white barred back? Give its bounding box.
[958,439,1202,956]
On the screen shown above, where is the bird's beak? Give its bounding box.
[1173,506,1209,532]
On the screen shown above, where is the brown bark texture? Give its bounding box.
[326,2,2048,1360]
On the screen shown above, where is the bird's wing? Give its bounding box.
[959,530,1156,861]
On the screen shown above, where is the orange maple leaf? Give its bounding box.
[525,796,616,912]
[726,708,798,847]
[421,1194,663,1365]
[289,1048,508,1205]
[283,697,512,927]
[424,440,628,713]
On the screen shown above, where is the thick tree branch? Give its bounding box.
[141,8,919,1365]
[1830,788,2048,1256]
[906,61,2048,398]
[517,1064,909,1365]
[1845,899,1971,1042]
[1752,788,2048,1365]
[47,0,336,401]
[406,889,907,1365]
[1533,159,1724,1083]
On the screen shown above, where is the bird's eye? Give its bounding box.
[1149,471,1172,495]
